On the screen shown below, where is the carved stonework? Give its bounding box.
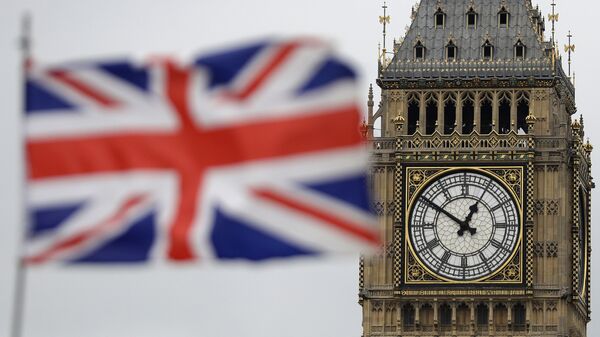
[546,242,559,257]
[534,242,545,257]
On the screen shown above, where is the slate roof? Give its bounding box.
[381,0,567,81]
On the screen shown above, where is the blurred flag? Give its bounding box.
[24,38,378,264]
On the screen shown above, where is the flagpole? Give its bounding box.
[11,12,32,337]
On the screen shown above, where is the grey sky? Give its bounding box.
[0,1,597,336]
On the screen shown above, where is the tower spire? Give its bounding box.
[379,1,391,66]
[548,0,559,46]
[565,30,575,78]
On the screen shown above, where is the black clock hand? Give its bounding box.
[420,196,465,228]
[458,202,478,236]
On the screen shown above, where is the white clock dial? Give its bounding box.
[408,170,520,281]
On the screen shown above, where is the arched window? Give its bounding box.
[439,303,452,328]
[480,93,493,134]
[444,93,456,134]
[420,304,434,328]
[456,303,470,329]
[476,303,489,326]
[407,93,420,135]
[516,92,530,134]
[498,7,510,27]
[462,93,475,134]
[498,92,511,134]
[513,303,526,331]
[494,303,509,329]
[515,40,526,59]
[435,8,446,28]
[402,304,415,327]
[415,41,426,60]
[466,7,478,28]
[482,40,494,61]
[446,40,457,61]
[425,94,438,135]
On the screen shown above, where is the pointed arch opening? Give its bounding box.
[439,303,452,331]
[446,40,457,61]
[457,303,470,331]
[516,92,530,134]
[498,7,510,27]
[515,40,526,59]
[462,93,475,134]
[435,8,446,28]
[494,303,509,330]
[513,303,526,331]
[407,93,420,135]
[480,93,493,134]
[402,303,415,328]
[425,94,438,135]
[476,303,489,327]
[415,41,426,60]
[420,304,434,329]
[482,40,494,61]
[444,93,457,134]
[499,92,511,134]
[466,7,478,28]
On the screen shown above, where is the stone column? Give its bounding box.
[489,301,494,334]
[474,92,481,133]
[510,91,518,132]
[451,302,457,335]
[419,92,426,134]
[456,92,463,134]
[437,91,444,133]
[415,302,420,326]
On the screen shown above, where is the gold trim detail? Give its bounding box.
[404,165,525,285]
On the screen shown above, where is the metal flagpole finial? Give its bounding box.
[565,30,575,78]
[20,12,33,70]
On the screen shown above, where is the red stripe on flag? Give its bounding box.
[49,70,121,108]
[26,194,147,264]
[252,189,379,245]
[27,106,363,180]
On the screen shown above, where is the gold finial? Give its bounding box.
[585,138,594,153]
[565,31,575,78]
[392,115,405,126]
[525,114,537,134]
[549,0,559,45]
[572,118,581,132]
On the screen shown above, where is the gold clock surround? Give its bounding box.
[403,165,525,285]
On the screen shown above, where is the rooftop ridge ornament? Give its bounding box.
[565,30,575,78]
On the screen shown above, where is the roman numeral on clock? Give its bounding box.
[427,239,440,250]
[490,239,510,253]
[441,251,451,263]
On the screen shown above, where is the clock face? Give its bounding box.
[408,170,521,281]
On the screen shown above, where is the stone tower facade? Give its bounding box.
[360,1,592,336]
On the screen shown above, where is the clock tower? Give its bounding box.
[360,1,592,336]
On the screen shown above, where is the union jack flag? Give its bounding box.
[25,38,378,264]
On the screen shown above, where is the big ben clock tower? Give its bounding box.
[360,1,593,336]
